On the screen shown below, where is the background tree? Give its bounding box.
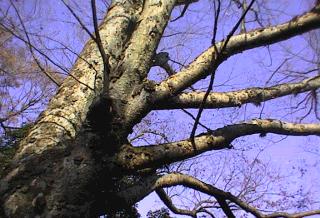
[0,0,320,217]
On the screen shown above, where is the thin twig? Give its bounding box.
[10,1,61,86]
[0,22,95,91]
[61,0,95,40]
[190,0,255,146]
[190,0,221,146]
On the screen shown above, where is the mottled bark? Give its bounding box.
[115,119,320,170]
[0,1,144,216]
[156,75,320,109]
[153,5,320,100]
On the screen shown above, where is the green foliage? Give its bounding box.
[147,208,171,218]
[0,146,16,178]
[0,123,32,178]
[0,123,32,147]
[110,206,141,218]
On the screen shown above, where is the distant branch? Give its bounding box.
[154,173,320,218]
[119,173,320,218]
[0,22,94,91]
[10,1,61,86]
[61,0,95,40]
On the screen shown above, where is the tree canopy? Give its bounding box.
[0,0,320,217]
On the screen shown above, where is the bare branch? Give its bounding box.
[10,1,61,86]
[153,173,320,218]
[175,0,199,6]
[117,119,320,170]
[190,0,255,149]
[262,210,320,218]
[155,75,320,110]
[91,0,110,95]
[172,0,200,22]
[215,197,235,218]
[61,0,95,40]
[189,0,221,148]
[154,5,320,100]
[156,188,197,217]
[119,173,320,218]
[0,22,94,91]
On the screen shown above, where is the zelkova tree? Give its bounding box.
[1,0,320,217]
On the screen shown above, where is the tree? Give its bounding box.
[1,0,320,217]
[0,22,59,133]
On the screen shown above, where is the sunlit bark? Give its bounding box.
[156,75,320,109]
[116,119,320,170]
[154,5,320,100]
[0,1,143,216]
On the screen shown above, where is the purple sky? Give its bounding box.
[1,0,319,217]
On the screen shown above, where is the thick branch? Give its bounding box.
[120,0,177,128]
[154,5,320,100]
[116,119,320,170]
[155,174,320,218]
[215,197,235,218]
[156,188,197,217]
[172,0,200,21]
[115,173,161,206]
[91,0,110,95]
[175,0,199,6]
[119,173,320,218]
[155,76,320,110]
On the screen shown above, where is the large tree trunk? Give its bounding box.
[0,1,138,217]
[0,0,176,216]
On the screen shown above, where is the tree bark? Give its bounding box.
[0,1,144,216]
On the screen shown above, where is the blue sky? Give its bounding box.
[1,0,320,217]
